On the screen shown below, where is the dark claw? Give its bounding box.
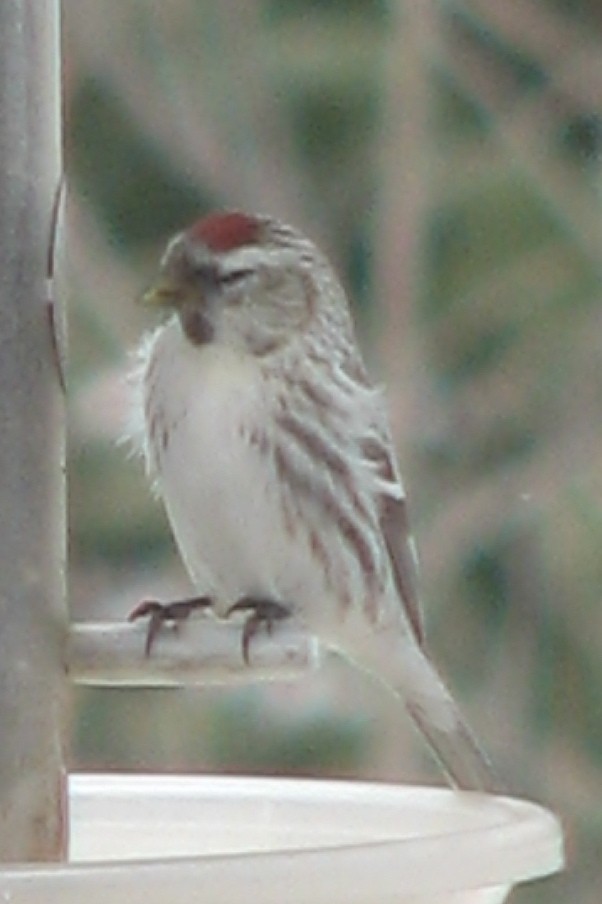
[128,596,213,656]
[225,597,290,664]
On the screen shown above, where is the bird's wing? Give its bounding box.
[332,345,425,645]
[362,433,425,646]
[381,490,424,645]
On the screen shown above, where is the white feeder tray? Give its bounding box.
[0,773,563,904]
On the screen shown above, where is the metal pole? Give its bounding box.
[0,0,67,861]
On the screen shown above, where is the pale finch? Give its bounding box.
[130,210,496,791]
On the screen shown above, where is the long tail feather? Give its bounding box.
[346,636,501,792]
[406,695,499,792]
[398,646,501,792]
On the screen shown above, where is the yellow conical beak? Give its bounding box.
[140,279,184,308]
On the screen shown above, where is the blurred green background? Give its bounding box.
[64,1,602,901]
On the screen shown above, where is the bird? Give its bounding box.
[128,210,497,792]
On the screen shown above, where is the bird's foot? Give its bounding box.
[225,597,291,664]
[128,596,213,656]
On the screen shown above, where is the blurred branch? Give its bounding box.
[65,0,313,233]
[206,1,319,236]
[64,1,242,206]
[375,0,443,449]
[422,418,602,596]
[459,0,602,113]
[441,19,602,276]
[68,617,320,687]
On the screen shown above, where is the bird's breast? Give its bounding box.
[142,321,293,606]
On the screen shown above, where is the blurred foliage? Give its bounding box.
[73,686,368,775]
[71,78,208,249]
[63,1,602,901]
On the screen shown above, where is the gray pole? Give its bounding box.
[0,0,67,860]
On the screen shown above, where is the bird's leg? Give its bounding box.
[128,596,213,656]
[225,597,291,664]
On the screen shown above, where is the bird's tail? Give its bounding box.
[397,644,500,792]
[346,635,501,793]
[405,691,499,792]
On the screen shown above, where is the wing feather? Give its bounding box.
[361,433,424,646]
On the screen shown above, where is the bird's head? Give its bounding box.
[143,211,340,355]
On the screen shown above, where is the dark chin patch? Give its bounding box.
[180,307,215,345]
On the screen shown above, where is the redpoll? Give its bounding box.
[130,211,496,791]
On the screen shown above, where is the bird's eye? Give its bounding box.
[218,268,254,288]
